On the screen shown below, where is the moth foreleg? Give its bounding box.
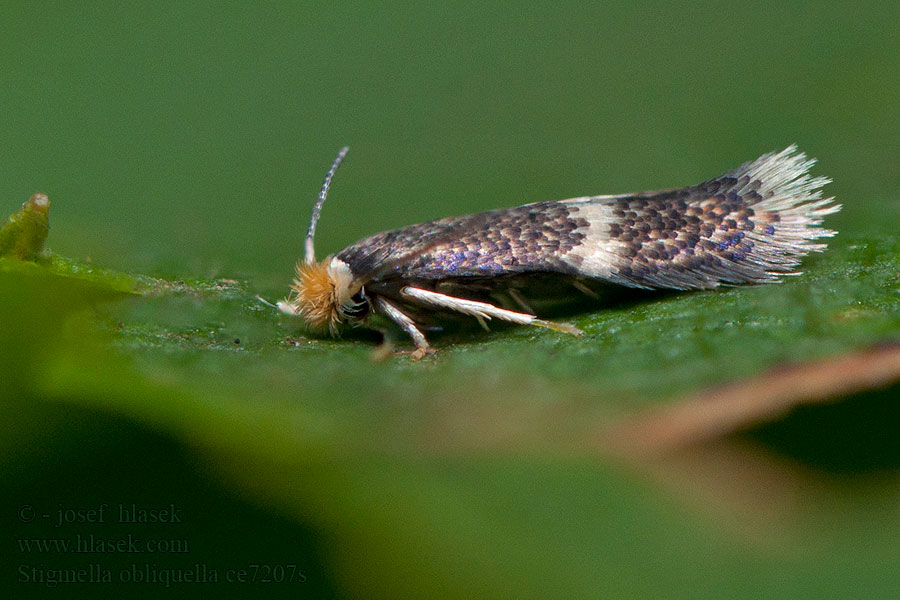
[399,286,583,337]
[373,296,432,359]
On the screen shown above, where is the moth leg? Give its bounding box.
[399,286,583,336]
[373,296,432,359]
[506,288,535,314]
[572,280,600,299]
[370,334,395,362]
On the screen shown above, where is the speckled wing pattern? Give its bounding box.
[337,200,587,282]
[335,209,517,282]
[337,146,838,291]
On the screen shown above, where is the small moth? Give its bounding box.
[279,146,839,358]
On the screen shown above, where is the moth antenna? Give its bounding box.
[305,146,350,264]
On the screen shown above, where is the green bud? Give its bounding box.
[0,193,51,261]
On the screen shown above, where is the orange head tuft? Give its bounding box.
[285,257,357,334]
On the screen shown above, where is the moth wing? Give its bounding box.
[336,209,503,284]
[347,199,595,284]
[563,146,838,289]
[340,146,838,292]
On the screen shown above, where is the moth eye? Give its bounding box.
[343,289,370,320]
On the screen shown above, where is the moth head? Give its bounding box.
[283,257,369,333]
[279,147,370,332]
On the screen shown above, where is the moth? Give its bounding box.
[278,146,839,358]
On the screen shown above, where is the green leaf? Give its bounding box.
[4,232,900,599]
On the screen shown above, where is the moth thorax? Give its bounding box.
[288,257,356,333]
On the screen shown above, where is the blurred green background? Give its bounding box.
[2,2,899,599]
[3,2,898,283]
